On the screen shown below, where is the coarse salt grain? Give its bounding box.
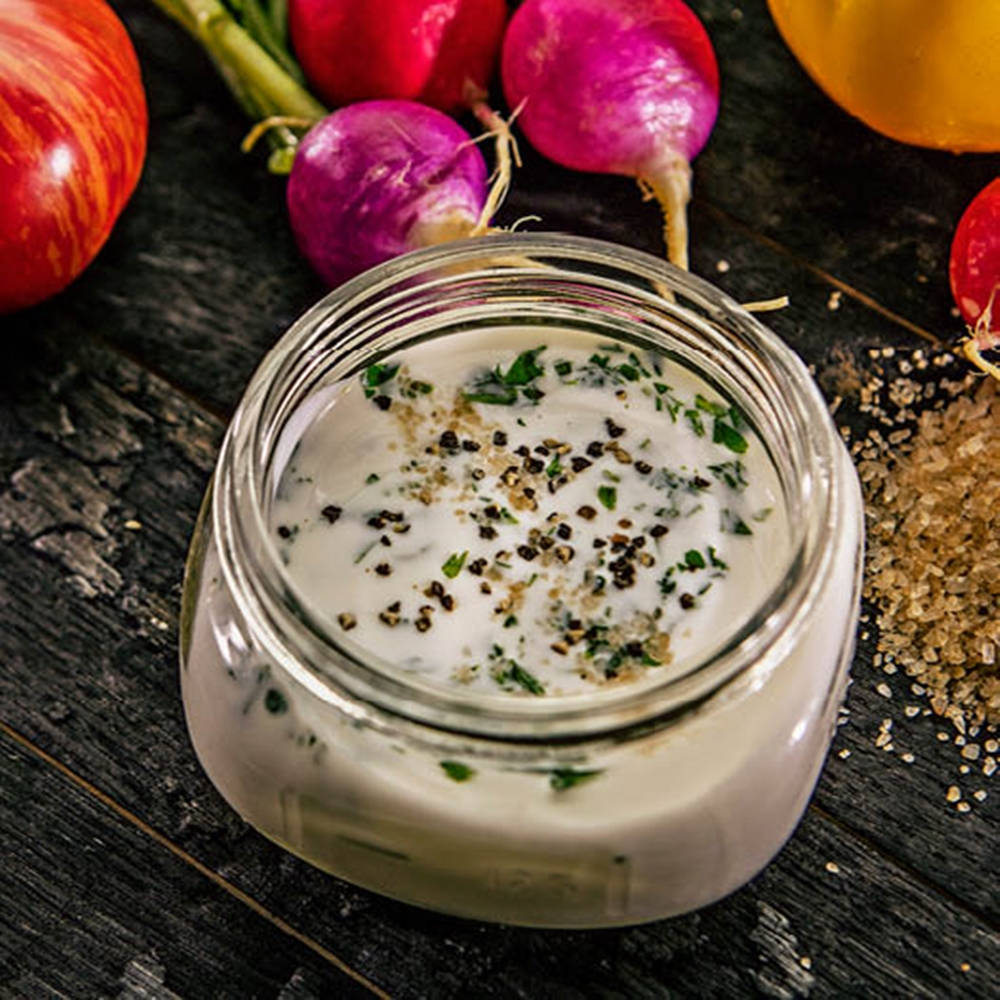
[973,789,987,802]
[946,785,961,802]
[876,683,892,699]
[825,861,840,874]
[837,748,851,759]
[956,801,971,813]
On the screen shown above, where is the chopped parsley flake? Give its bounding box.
[442,551,468,578]
[683,549,706,570]
[363,362,399,396]
[545,456,563,478]
[695,394,728,418]
[365,473,380,484]
[549,768,603,791]
[709,460,749,491]
[463,346,547,406]
[712,419,749,454]
[721,509,754,535]
[440,761,476,782]
[597,485,617,510]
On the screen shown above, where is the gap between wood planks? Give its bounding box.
[3,710,997,960]
[0,718,391,1000]
[699,201,947,349]
[808,801,999,934]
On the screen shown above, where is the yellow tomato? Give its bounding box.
[767,0,1000,152]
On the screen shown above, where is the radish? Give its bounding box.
[950,177,1000,381]
[501,0,719,270]
[286,100,490,287]
[149,2,508,286]
[287,0,508,115]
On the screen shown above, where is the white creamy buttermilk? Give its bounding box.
[269,329,790,696]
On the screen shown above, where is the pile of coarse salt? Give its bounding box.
[826,346,998,800]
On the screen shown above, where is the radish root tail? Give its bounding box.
[962,284,1000,383]
[241,115,317,153]
[467,91,523,237]
[639,156,692,271]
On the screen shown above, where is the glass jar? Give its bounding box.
[179,234,863,928]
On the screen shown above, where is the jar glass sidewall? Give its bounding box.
[179,234,865,926]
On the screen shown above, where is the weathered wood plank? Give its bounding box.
[0,729,377,999]
[691,0,1000,340]
[0,321,995,998]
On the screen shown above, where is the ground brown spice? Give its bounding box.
[858,370,999,733]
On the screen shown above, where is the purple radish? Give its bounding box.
[501,0,719,270]
[286,100,490,287]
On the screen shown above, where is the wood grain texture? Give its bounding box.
[0,729,377,999]
[1,0,997,997]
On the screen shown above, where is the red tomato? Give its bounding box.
[950,177,1000,330]
[288,0,507,114]
[0,0,147,313]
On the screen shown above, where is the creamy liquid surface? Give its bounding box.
[270,330,790,697]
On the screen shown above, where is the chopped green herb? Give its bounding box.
[264,689,288,715]
[683,549,706,570]
[362,362,399,397]
[695,394,728,418]
[659,567,677,595]
[500,345,546,384]
[545,456,563,478]
[442,551,468,578]
[616,363,640,381]
[503,615,518,628]
[554,359,573,376]
[708,546,729,570]
[365,473,380,484]
[463,384,518,406]
[602,470,621,483]
[721,509,754,535]
[495,661,545,695]
[354,540,377,564]
[708,459,749,491]
[499,507,519,524]
[597,485,617,511]
[549,768,602,791]
[407,379,434,396]
[712,419,749,454]
[753,506,775,522]
[440,761,476,782]
[684,408,705,436]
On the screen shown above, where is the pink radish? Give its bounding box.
[501,0,719,270]
[950,177,1000,381]
[286,100,490,287]
[287,0,508,115]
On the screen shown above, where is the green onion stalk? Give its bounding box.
[148,0,327,172]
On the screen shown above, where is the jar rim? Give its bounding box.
[216,234,844,744]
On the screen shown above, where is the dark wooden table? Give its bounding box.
[2,2,998,997]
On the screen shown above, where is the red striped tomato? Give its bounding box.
[0,0,147,313]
